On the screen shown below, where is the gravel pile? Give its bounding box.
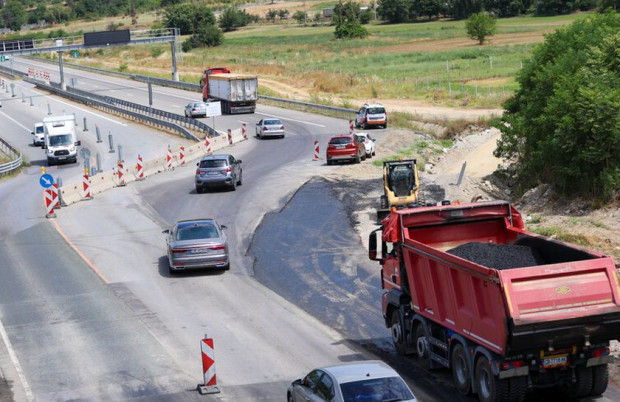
[446,242,546,270]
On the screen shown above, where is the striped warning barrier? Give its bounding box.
[165,145,173,170]
[116,161,126,187]
[44,189,57,218]
[51,182,60,209]
[313,141,320,161]
[197,335,220,395]
[204,137,212,153]
[82,169,93,200]
[242,123,247,140]
[349,119,354,134]
[227,129,233,146]
[179,145,185,166]
[136,155,145,180]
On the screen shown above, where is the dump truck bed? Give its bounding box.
[388,201,620,355]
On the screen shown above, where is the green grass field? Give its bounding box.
[63,11,590,109]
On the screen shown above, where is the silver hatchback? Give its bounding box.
[163,218,229,273]
[185,101,207,118]
[195,154,243,192]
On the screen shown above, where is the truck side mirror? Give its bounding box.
[31,131,34,135]
[369,229,382,262]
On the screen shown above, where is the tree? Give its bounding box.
[465,12,496,44]
[278,9,289,20]
[182,24,223,51]
[219,6,243,32]
[494,12,620,201]
[1,0,27,31]
[334,1,369,39]
[293,10,308,24]
[163,3,216,36]
[266,9,278,22]
[377,0,411,23]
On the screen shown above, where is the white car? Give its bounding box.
[355,103,387,129]
[184,101,207,118]
[287,361,416,402]
[355,132,376,158]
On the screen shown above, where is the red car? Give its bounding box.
[326,134,366,165]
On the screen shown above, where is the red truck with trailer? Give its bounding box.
[200,67,258,114]
[368,200,620,402]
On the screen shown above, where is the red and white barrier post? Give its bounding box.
[116,160,126,187]
[136,155,145,180]
[165,145,173,170]
[197,334,220,395]
[82,168,93,200]
[179,144,186,166]
[227,129,233,146]
[51,181,60,209]
[242,123,247,140]
[349,119,354,134]
[313,140,320,161]
[44,189,56,218]
[204,137,212,153]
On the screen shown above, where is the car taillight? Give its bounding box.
[196,169,201,174]
[210,244,226,250]
[263,126,268,130]
[221,167,232,173]
[280,125,284,129]
[171,248,187,254]
[346,143,356,149]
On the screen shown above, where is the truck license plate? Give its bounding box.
[542,355,568,367]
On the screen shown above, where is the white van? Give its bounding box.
[31,122,45,146]
[355,103,387,129]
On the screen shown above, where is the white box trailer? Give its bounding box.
[43,115,80,165]
[202,73,257,114]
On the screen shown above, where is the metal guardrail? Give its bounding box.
[65,86,218,137]
[0,136,22,176]
[25,77,202,142]
[22,56,358,120]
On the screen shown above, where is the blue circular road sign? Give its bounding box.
[40,173,54,188]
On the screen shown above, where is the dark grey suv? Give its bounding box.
[195,154,243,193]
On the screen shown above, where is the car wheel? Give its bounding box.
[326,159,332,166]
[384,123,388,129]
[361,152,366,161]
[355,153,361,164]
[222,263,230,271]
[196,186,203,194]
[287,392,294,402]
[231,177,237,191]
[363,121,368,130]
[169,266,177,275]
[237,170,242,186]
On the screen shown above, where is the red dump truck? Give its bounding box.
[200,67,258,114]
[368,200,620,402]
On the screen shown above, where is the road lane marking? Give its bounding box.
[0,112,32,132]
[0,318,34,401]
[254,113,326,127]
[49,219,110,285]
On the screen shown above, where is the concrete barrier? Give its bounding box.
[57,128,244,207]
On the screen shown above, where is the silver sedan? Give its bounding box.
[256,118,285,139]
[163,219,229,273]
[184,101,207,118]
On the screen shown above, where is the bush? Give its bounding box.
[494,12,620,202]
[183,25,223,51]
[293,10,307,24]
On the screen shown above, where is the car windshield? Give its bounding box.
[176,224,218,241]
[340,376,415,402]
[35,126,44,134]
[264,119,282,125]
[49,134,73,146]
[199,159,227,168]
[330,137,352,145]
[191,103,204,108]
[368,107,385,114]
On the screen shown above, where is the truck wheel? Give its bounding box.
[390,310,408,355]
[380,195,388,209]
[590,364,608,396]
[475,357,509,402]
[414,324,429,366]
[451,344,471,395]
[566,366,593,398]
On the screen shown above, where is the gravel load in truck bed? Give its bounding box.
[446,242,546,270]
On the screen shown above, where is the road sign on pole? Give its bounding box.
[40,174,54,188]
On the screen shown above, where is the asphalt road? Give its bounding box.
[0,58,618,402]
